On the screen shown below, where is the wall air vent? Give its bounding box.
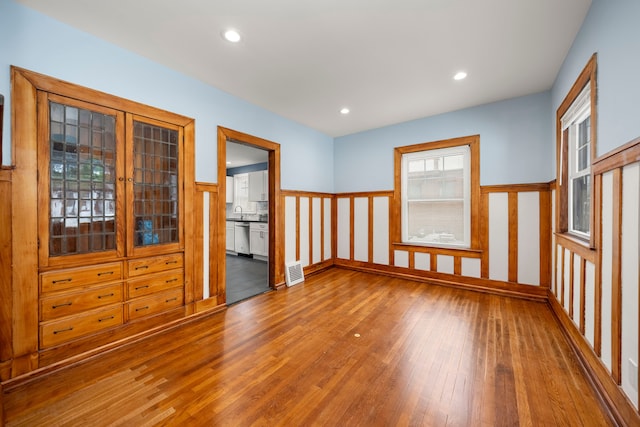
[285,261,304,287]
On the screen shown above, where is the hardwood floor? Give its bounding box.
[2,268,614,426]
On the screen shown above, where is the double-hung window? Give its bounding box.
[562,84,591,238]
[395,135,479,249]
[556,53,596,244]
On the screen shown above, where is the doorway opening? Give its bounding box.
[225,140,269,303]
[216,127,283,306]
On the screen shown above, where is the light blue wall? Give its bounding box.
[4,0,636,194]
[334,91,552,192]
[0,0,334,192]
[552,0,640,157]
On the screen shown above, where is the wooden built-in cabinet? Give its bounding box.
[39,262,124,348]
[125,254,184,320]
[3,67,196,379]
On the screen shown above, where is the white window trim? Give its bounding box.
[561,84,591,239]
[400,144,471,248]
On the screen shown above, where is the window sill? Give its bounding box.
[554,232,596,262]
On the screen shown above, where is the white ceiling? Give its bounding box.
[18,0,591,137]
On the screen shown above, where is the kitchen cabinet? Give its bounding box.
[226,221,235,252]
[250,222,269,258]
[248,170,268,201]
[226,176,234,203]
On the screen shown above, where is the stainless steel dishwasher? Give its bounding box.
[234,222,250,255]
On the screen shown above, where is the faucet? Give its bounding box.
[234,205,243,219]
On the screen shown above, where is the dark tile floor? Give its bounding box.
[226,254,270,304]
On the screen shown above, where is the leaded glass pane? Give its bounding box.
[49,101,117,256]
[133,121,179,247]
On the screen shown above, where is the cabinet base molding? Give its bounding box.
[6,353,39,380]
[1,303,227,391]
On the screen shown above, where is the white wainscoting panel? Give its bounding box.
[337,198,350,259]
[556,244,563,299]
[621,163,639,408]
[312,197,322,264]
[354,197,369,262]
[437,255,454,274]
[285,196,297,263]
[324,198,332,261]
[572,254,581,326]
[517,192,540,286]
[601,171,614,373]
[394,250,409,268]
[489,193,509,282]
[563,248,571,312]
[372,197,389,265]
[551,189,556,294]
[461,258,481,278]
[585,261,596,348]
[414,252,430,271]
[299,197,310,267]
[202,192,210,299]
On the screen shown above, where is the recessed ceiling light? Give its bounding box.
[222,29,241,43]
[340,107,350,115]
[454,71,467,81]
[226,161,231,165]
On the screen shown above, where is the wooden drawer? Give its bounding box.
[41,262,123,293]
[127,253,183,278]
[127,269,184,299]
[127,288,184,320]
[40,283,123,321]
[40,304,123,348]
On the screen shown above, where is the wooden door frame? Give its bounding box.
[216,127,285,305]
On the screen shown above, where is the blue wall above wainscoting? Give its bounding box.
[0,0,334,193]
[1,0,639,194]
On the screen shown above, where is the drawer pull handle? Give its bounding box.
[165,297,177,303]
[98,316,115,322]
[53,327,73,334]
[166,278,178,283]
[135,306,150,312]
[165,260,178,265]
[135,265,149,270]
[97,271,114,277]
[97,293,115,299]
[52,278,72,284]
[52,302,72,309]
[135,285,149,290]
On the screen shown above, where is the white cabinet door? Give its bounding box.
[225,222,235,251]
[248,170,268,202]
[225,176,234,204]
[249,222,268,256]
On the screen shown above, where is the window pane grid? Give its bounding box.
[133,122,179,247]
[568,114,591,236]
[49,101,116,256]
[402,145,470,247]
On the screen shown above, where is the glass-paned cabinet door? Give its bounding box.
[129,117,182,254]
[41,94,125,265]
